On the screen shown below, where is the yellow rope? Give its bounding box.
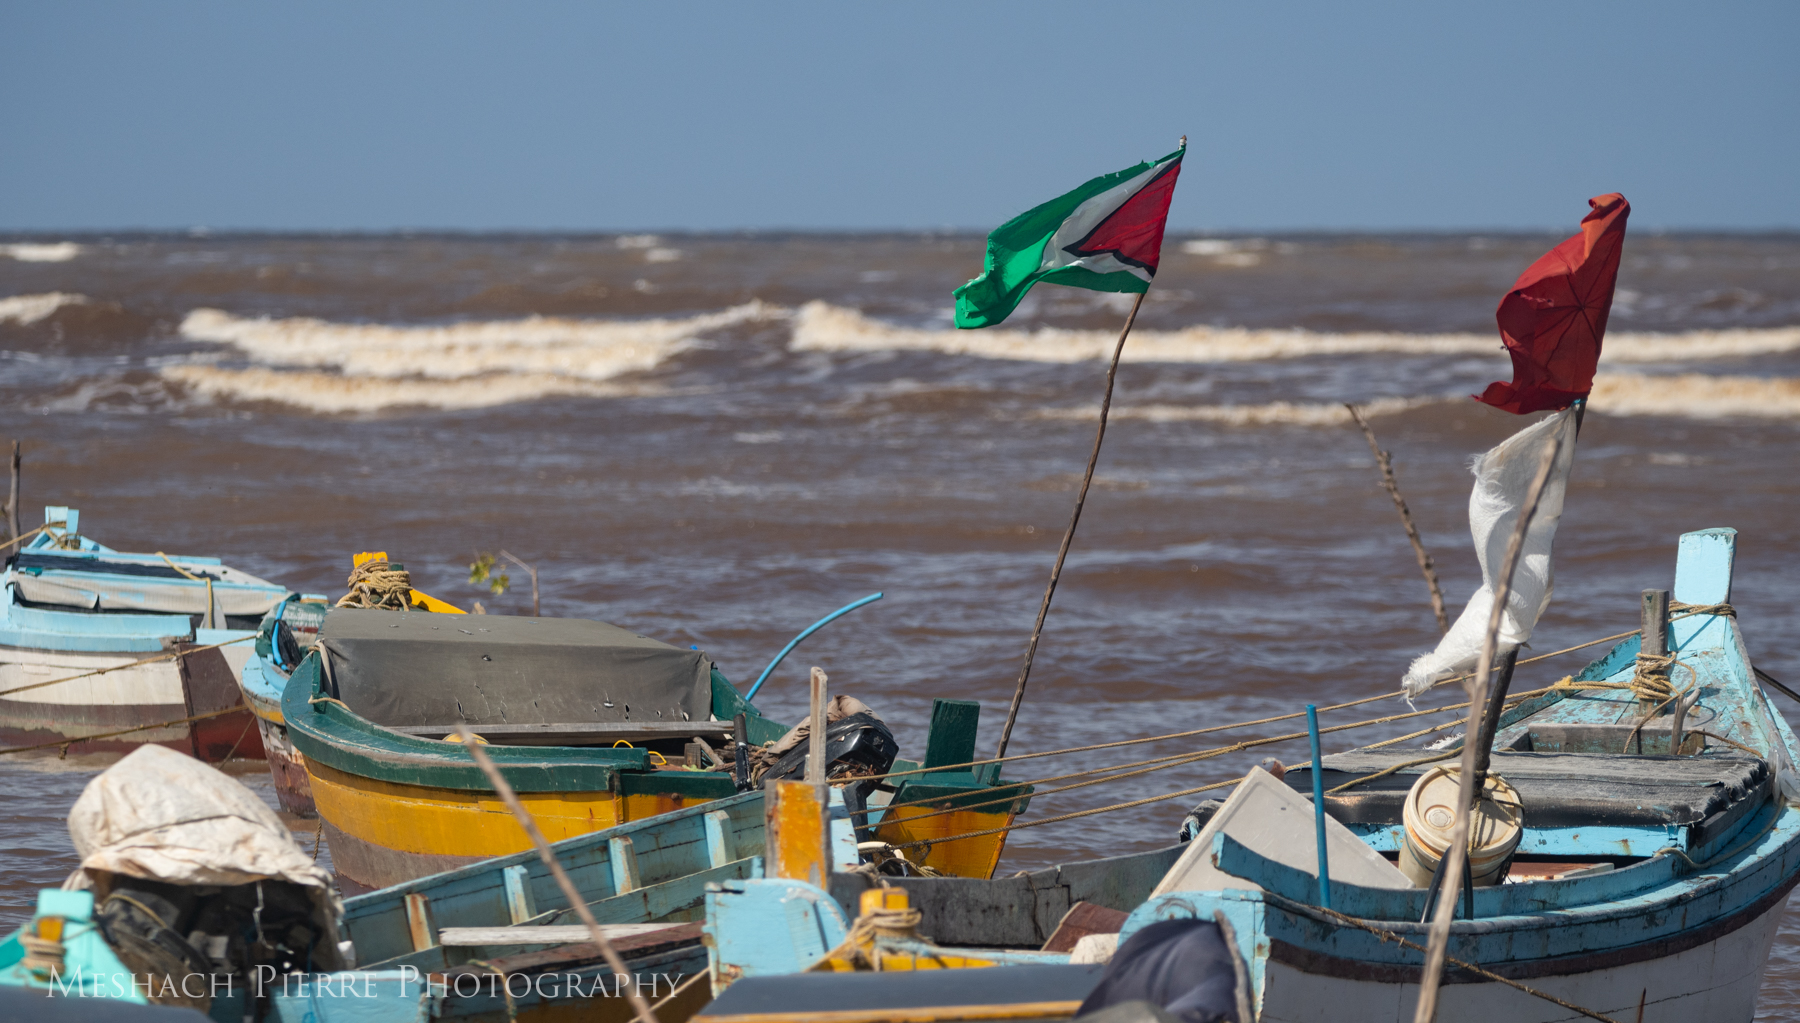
[856,622,1667,787]
[0,521,63,553]
[335,559,417,611]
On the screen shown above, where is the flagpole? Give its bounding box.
[994,290,1146,760]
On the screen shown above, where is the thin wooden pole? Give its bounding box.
[1413,432,1562,1023]
[808,665,830,857]
[499,549,540,617]
[995,291,1146,759]
[1345,405,1447,633]
[5,440,18,544]
[454,726,662,1023]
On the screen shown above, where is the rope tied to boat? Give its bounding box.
[1629,651,1676,702]
[335,559,417,611]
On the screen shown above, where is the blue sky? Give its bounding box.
[2,3,1795,232]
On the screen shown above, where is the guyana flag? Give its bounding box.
[954,143,1185,329]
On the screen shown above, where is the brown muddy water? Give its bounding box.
[2,232,1798,1012]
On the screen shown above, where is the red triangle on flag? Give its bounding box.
[1062,158,1184,274]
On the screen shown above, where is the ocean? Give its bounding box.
[2,231,1798,1012]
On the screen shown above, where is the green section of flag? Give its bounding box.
[953,151,1172,329]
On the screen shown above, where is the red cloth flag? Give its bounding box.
[1475,193,1631,414]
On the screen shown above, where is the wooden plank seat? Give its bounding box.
[1286,750,1771,849]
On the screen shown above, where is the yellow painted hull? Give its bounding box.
[871,806,1016,880]
[303,756,716,893]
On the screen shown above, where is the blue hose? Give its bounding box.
[743,592,884,703]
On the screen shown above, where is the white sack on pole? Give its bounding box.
[1402,408,1578,699]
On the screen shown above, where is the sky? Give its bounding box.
[2,3,1796,233]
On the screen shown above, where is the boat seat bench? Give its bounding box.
[1285,750,1771,849]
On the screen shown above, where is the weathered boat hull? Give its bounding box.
[1255,895,1786,1022]
[0,640,264,761]
[240,641,317,816]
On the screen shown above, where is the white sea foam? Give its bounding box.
[1035,374,1800,426]
[1588,373,1800,418]
[791,303,1800,366]
[160,365,647,413]
[1,243,82,263]
[0,293,87,326]
[178,302,777,381]
[1038,395,1441,427]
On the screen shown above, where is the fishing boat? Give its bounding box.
[0,506,288,760]
[699,527,1800,1023]
[281,594,1032,893]
[0,700,1028,1022]
[237,551,459,818]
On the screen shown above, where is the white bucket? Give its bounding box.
[1398,766,1523,888]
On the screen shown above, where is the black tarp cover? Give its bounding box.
[318,608,713,728]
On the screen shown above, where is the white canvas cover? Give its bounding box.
[65,744,344,968]
[1402,408,1579,699]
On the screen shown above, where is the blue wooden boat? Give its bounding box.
[0,788,766,1021]
[700,528,1800,1023]
[0,506,289,761]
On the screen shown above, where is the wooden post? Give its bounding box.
[996,291,1146,759]
[1639,589,1670,714]
[5,440,18,544]
[764,779,828,887]
[808,666,830,863]
[1466,648,1520,794]
[1413,432,1563,1023]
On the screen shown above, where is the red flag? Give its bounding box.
[1475,193,1630,414]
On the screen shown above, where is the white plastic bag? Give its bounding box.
[1403,408,1578,698]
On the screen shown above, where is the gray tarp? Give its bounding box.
[318,607,713,728]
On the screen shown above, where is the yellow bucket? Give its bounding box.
[1398,766,1523,888]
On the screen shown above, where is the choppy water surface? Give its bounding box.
[3,232,1798,1012]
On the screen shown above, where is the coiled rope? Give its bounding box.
[335,559,417,611]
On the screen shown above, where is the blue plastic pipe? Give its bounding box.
[743,592,884,703]
[1307,704,1332,910]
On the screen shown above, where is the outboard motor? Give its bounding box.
[761,712,899,843]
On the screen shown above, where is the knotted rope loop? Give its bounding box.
[1631,652,1676,702]
[336,559,417,610]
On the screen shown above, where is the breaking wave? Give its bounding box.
[0,293,87,326]
[160,365,650,413]
[179,303,778,380]
[1,243,82,263]
[791,303,1800,365]
[1035,375,1800,426]
[157,303,782,411]
[1038,396,1445,427]
[1588,373,1800,419]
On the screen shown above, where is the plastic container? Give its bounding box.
[1398,766,1523,888]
